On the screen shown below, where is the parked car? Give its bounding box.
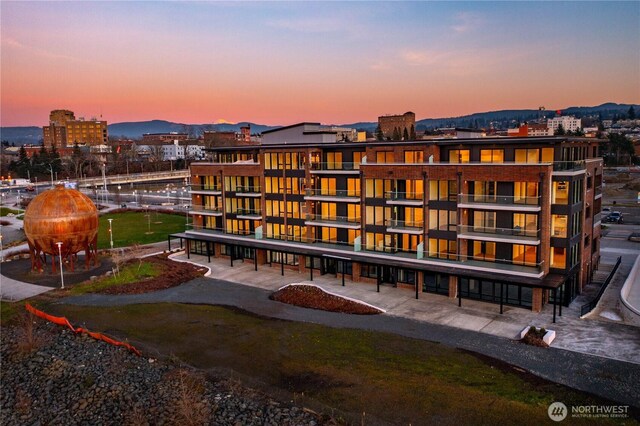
[628,232,640,242]
[606,211,623,223]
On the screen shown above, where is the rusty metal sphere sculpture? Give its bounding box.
[24,185,99,273]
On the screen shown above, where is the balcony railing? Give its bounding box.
[458,194,540,206]
[385,219,424,229]
[305,189,361,198]
[309,162,360,171]
[593,212,602,224]
[384,191,424,202]
[423,251,545,273]
[552,160,585,172]
[305,214,361,227]
[191,184,222,192]
[457,225,540,240]
[189,205,223,214]
[183,225,544,276]
[233,186,261,194]
[232,208,262,217]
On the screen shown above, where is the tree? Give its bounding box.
[574,127,585,137]
[604,133,634,165]
[403,128,409,141]
[12,146,31,179]
[375,125,384,141]
[410,124,416,140]
[554,124,566,136]
[629,106,636,120]
[392,127,401,141]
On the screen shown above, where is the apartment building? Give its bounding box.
[548,116,582,133]
[42,109,108,147]
[172,135,602,318]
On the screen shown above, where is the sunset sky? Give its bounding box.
[2,1,639,127]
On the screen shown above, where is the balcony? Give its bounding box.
[232,186,262,197]
[386,219,424,235]
[305,214,361,229]
[552,160,586,174]
[304,189,361,203]
[182,225,544,278]
[190,184,222,195]
[384,191,424,206]
[457,194,541,212]
[457,225,540,244]
[593,212,602,226]
[423,251,545,276]
[189,205,223,216]
[233,208,262,220]
[309,162,360,174]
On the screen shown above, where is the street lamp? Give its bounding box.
[108,218,114,249]
[56,242,64,289]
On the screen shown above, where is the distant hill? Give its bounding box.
[107,120,278,139]
[343,102,639,131]
[0,126,42,145]
[2,102,637,144]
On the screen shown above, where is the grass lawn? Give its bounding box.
[98,211,187,249]
[53,303,616,425]
[0,207,22,216]
[69,261,161,295]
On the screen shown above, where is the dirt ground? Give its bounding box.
[603,170,640,203]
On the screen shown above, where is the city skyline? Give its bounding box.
[1,1,639,127]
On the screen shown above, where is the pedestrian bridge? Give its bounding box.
[77,170,190,187]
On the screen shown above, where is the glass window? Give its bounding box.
[552,215,567,237]
[480,149,504,163]
[513,244,537,266]
[552,181,569,204]
[449,149,470,163]
[551,247,566,269]
[473,241,496,261]
[376,151,394,163]
[514,182,539,204]
[513,213,538,235]
[404,151,424,163]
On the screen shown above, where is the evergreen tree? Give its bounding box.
[375,125,384,141]
[403,128,409,141]
[392,127,401,141]
[410,124,416,140]
[554,124,566,136]
[14,146,31,178]
[629,106,636,120]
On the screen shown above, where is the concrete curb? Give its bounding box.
[276,282,386,313]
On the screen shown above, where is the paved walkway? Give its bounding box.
[58,251,640,407]
[0,275,53,301]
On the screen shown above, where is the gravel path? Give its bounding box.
[62,277,640,409]
[1,322,325,426]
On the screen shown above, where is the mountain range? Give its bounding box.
[1,102,637,145]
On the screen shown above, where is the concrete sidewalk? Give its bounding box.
[0,275,53,301]
[169,252,640,364]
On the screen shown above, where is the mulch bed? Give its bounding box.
[521,327,549,348]
[98,254,208,295]
[269,284,382,315]
[1,255,114,288]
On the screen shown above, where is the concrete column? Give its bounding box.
[416,271,424,299]
[214,243,221,258]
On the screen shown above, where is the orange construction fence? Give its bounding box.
[24,303,141,357]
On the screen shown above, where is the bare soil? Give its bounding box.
[269,284,382,315]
